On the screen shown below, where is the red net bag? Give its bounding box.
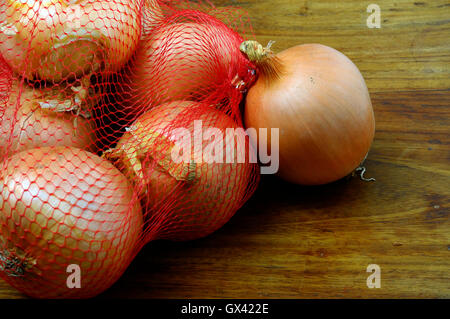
[107,1,260,241]
[0,0,260,298]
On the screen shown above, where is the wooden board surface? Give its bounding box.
[1,0,449,299]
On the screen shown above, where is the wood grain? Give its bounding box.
[1,0,449,298]
[215,0,450,93]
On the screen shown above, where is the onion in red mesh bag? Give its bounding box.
[106,101,257,241]
[0,78,97,160]
[123,11,252,110]
[0,146,143,298]
[0,0,159,82]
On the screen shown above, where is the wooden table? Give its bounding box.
[1,0,449,298]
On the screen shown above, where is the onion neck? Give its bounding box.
[239,40,284,84]
[104,127,197,196]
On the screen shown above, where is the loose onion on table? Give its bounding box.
[0,0,160,82]
[241,42,375,185]
[0,77,97,160]
[106,101,257,241]
[0,146,143,298]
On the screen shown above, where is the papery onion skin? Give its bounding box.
[111,101,255,241]
[0,0,156,82]
[245,43,375,185]
[0,146,143,298]
[0,79,96,160]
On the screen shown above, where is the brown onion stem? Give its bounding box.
[240,40,284,83]
[104,126,198,197]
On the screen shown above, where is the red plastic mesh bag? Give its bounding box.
[0,0,259,298]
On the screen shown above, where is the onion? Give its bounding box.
[106,101,256,241]
[0,0,160,82]
[0,78,96,160]
[141,0,164,36]
[241,42,375,185]
[123,14,249,110]
[0,146,143,298]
